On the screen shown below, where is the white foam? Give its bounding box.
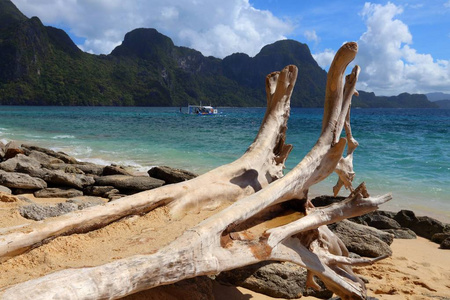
[52,135,76,139]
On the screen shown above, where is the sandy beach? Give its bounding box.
[0,191,449,300]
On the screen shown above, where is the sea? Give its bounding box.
[0,106,449,221]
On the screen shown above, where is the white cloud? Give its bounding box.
[445,1,450,8]
[314,2,450,95]
[11,0,293,58]
[312,49,335,69]
[304,30,319,43]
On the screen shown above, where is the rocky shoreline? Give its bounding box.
[1,140,449,299]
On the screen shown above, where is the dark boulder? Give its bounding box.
[311,195,346,207]
[328,220,393,257]
[34,188,83,198]
[431,232,450,244]
[216,261,332,299]
[148,166,197,184]
[356,212,401,230]
[95,175,164,192]
[440,238,450,249]
[383,228,417,239]
[394,210,445,240]
[0,170,47,190]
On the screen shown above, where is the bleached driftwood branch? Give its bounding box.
[0,65,296,262]
[0,42,391,300]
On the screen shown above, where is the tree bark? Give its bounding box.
[0,42,392,300]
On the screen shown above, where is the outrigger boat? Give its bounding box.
[187,104,218,115]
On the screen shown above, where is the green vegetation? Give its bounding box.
[0,0,440,108]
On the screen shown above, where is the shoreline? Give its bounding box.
[3,137,449,223]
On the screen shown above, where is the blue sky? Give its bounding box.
[10,0,450,96]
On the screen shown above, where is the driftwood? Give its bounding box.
[0,42,391,300]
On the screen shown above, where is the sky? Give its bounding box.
[10,0,450,96]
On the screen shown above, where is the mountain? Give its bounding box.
[426,92,450,102]
[354,91,438,108]
[434,100,450,109]
[0,0,440,108]
[0,0,324,107]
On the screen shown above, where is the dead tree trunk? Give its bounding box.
[0,42,391,300]
[0,65,296,262]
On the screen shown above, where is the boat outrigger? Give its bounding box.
[187,104,218,115]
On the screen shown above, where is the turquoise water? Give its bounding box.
[0,106,449,220]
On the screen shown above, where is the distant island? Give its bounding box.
[0,0,441,108]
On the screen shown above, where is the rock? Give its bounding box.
[394,210,445,240]
[4,141,24,159]
[47,163,96,175]
[6,162,93,191]
[63,165,85,174]
[28,150,64,165]
[84,185,118,197]
[0,170,47,190]
[95,175,164,192]
[148,166,197,184]
[0,154,42,173]
[0,141,5,159]
[21,144,79,164]
[0,185,12,194]
[311,195,346,207]
[216,262,333,299]
[384,228,417,239]
[440,238,450,249]
[74,163,105,176]
[216,261,332,299]
[108,194,127,201]
[444,224,450,233]
[66,196,106,209]
[19,202,79,221]
[328,220,393,257]
[431,232,450,244]
[34,188,83,198]
[19,197,105,221]
[43,170,95,189]
[360,213,401,230]
[102,165,132,176]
